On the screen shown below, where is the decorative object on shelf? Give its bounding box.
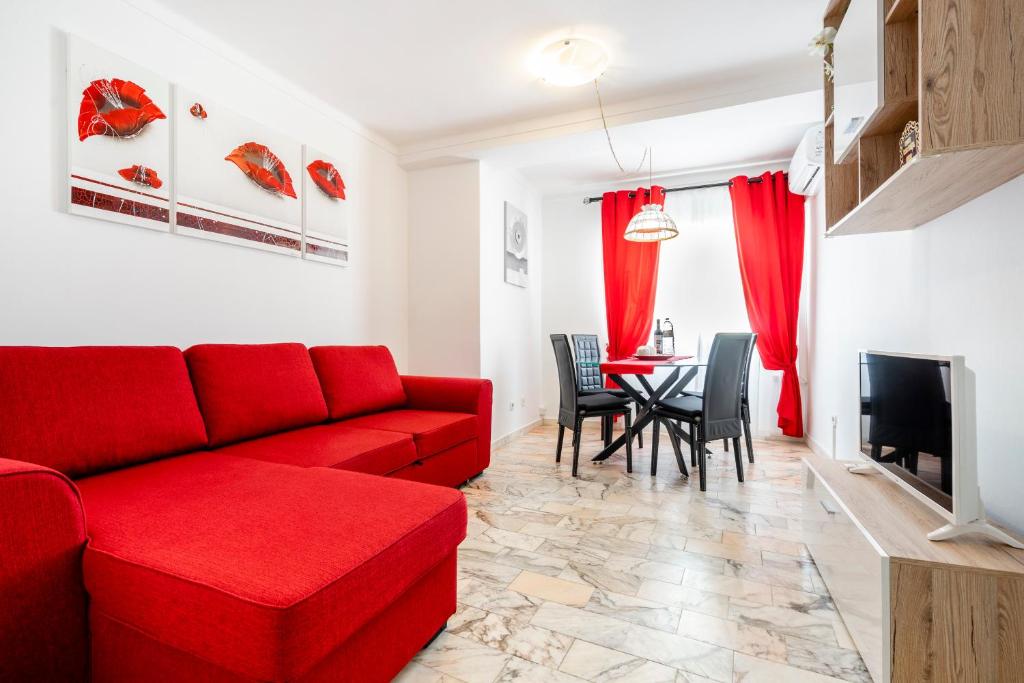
[899,120,920,166]
[809,26,837,82]
[302,147,350,266]
[504,201,528,287]
[624,150,678,242]
[67,35,171,230]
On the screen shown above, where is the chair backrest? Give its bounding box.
[702,333,756,439]
[740,332,758,404]
[550,334,579,427]
[571,334,603,392]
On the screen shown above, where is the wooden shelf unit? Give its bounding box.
[824,0,1024,237]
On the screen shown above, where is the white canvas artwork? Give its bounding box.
[504,201,528,287]
[67,35,171,231]
[174,87,302,255]
[302,145,350,265]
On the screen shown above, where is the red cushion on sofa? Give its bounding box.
[77,453,466,682]
[185,343,328,447]
[340,409,477,458]
[0,347,207,478]
[309,345,406,420]
[214,423,418,476]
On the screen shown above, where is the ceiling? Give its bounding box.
[156,0,824,149]
[477,91,822,196]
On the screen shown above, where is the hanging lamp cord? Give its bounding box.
[594,78,648,175]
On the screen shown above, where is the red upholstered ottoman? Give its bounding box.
[77,453,466,682]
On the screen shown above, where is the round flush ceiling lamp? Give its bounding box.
[624,151,678,242]
[532,37,609,87]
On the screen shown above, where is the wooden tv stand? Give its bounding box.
[802,454,1024,682]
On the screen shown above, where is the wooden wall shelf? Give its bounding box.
[823,0,1024,237]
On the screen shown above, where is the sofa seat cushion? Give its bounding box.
[76,454,466,682]
[185,343,328,447]
[214,423,418,476]
[310,346,407,420]
[339,409,478,458]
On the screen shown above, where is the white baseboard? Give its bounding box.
[805,433,832,459]
[491,419,543,449]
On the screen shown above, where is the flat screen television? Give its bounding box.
[856,351,1020,547]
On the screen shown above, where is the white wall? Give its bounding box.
[540,166,790,437]
[479,163,544,441]
[407,161,545,440]
[407,162,482,378]
[0,1,408,362]
[807,176,1024,534]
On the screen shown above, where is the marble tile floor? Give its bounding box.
[396,423,870,683]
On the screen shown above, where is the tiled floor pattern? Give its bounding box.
[397,423,870,683]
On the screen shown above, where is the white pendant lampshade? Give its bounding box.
[624,202,678,242]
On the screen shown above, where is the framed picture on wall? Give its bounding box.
[302,145,350,266]
[504,201,528,287]
[174,87,302,255]
[67,35,171,230]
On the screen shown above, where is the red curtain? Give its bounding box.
[602,186,665,383]
[729,172,805,437]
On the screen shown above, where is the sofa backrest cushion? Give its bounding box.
[185,343,328,446]
[0,347,208,478]
[310,346,407,420]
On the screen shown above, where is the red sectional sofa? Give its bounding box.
[0,343,492,682]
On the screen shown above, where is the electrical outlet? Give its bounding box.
[509,401,515,412]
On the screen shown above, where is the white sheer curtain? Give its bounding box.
[645,186,778,437]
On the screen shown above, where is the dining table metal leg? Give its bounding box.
[650,419,660,476]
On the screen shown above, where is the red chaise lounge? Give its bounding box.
[0,343,492,682]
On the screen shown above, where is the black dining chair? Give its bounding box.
[682,332,757,463]
[571,333,643,448]
[650,333,755,491]
[551,334,634,477]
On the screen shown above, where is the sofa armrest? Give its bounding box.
[0,458,89,681]
[400,376,493,416]
[401,376,493,473]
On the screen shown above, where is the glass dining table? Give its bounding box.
[591,355,706,472]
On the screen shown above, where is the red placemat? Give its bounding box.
[600,355,693,375]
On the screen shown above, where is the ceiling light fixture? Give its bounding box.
[532,37,609,87]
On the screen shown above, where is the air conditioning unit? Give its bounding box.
[788,125,824,196]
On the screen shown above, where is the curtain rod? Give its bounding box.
[582,175,778,205]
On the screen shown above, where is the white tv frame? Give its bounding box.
[850,350,1023,549]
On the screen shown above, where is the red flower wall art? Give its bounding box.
[302,147,349,266]
[226,142,297,198]
[118,165,163,189]
[175,87,303,255]
[307,160,346,200]
[77,78,166,141]
[67,36,171,231]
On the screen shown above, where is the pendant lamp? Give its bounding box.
[624,150,678,242]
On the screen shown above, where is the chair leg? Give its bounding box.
[689,426,697,468]
[572,417,583,477]
[733,436,744,483]
[556,424,565,463]
[637,422,643,449]
[623,411,634,474]
[601,416,610,446]
[666,421,687,477]
[651,419,660,476]
[697,423,707,492]
[744,416,755,463]
[724,439,729,452]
